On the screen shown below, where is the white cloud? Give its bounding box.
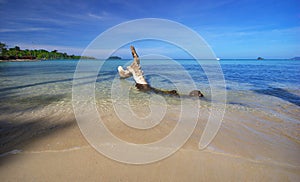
[57,10,115,22]
[23,17,76,25]
[0,27,48,33]
[88,13,104,20]
[198,25,300,39]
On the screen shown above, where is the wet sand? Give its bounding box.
[0,102,299,181]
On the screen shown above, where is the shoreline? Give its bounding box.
[0,58,98,62]
[0,59,40,62]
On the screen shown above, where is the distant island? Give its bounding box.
[107,56,122,60]
[291,57,300,60]
[257,57,264,60]
[0,42,95,61]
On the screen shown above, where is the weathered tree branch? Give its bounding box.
[118,46,151,90]
[117,46,203,97]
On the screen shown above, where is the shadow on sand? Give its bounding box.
[0,117,75,155]
[254,87,300,107]
[0,91,76,163]
[0,94,68,114]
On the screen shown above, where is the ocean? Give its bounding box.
[1,59,299,118]
[0,59,299,178]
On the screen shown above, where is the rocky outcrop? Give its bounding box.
[257,57,264,60]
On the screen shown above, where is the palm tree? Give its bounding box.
[0,42,7,56]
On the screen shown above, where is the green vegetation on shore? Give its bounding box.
[0,42,95,60]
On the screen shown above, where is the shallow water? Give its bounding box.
[0,59,299,174]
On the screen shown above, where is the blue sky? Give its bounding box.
[0,0,299,59]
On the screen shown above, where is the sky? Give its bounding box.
[0,0,299,59]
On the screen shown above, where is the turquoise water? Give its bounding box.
[0,59,299,113]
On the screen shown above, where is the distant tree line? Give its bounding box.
[0,42,94,60]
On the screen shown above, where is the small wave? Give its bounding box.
[23,146,90,154]
[0,146,90,158]
[205,146,300,169]
[0,149,22,157]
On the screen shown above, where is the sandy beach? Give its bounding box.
[0,59,40,62]
[1,100,299,181]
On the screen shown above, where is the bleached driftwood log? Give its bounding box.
[118,46,151,90]
[117,46,203,97]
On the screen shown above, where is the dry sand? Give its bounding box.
[0,103,299,181]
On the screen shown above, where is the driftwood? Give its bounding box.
[118,46,203,97]
[118,46,151,90]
